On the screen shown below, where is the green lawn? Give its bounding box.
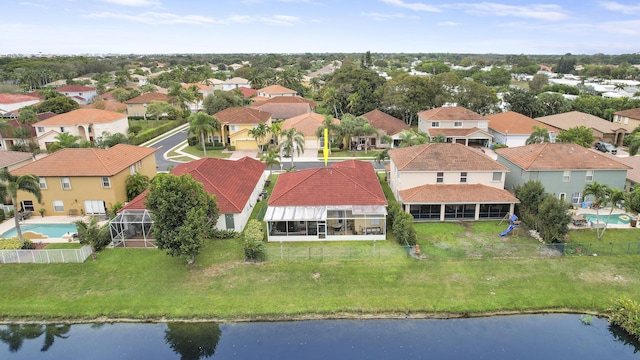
[180,146,231,159]
[44,243,83,250]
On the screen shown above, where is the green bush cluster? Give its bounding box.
[212,229,238,239]
[609,297,640,341]
[227,145,236,151]
[22,239,36,250]
[129,120,186,145]
[0,208,5,220]
[195,143,225,151]
[0,237,22,250]
[243,219,266,262]
[387,198,417,246]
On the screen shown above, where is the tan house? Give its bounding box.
[257,85,297,99]
[125,93,171,118]
[417,106,493,147]
[536,111,629,146]
[213,107,272,150]
[388,143,517,221]
[250,96,315,121]
[486,111,561,147]
[613,108,640,130]
[0,150,33,171]
[221,77,251,91]
[33,109,129,150]
[281,112,339,151]
[609,155,640,192]
[11,144,156,216]
[361,109,411,148]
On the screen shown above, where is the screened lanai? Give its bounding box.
[109,209,155,248]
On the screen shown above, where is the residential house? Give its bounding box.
[213,107,272,150]
[536,111,630,146]
[417,106,493,146]
[388,143,517,221]
[613,108,640,130]
[486,111,561,147]
[361,109,411,148]
[221,77,251,91]
[613,155,640,192]
[110,156,266,247]
[11,144,156,216]
[182,83,214,111]
[0,118,38,151]
[0,150,33,171]
[55,85,97,104]
[33,108,129,150]
[257,85,297,99]
[281,112,339,152]
[125,93,171,118]
[230,87,258,99]
[496,143,629,206]
[0,94,40,115]
[264,160,387,242]
[250,96,314,121]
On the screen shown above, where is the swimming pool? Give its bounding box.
[1,223,78,239]
[578,213,632,225]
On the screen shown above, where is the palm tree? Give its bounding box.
[374,149,389,164]
[125,172,150,201]
[398,129,430,147]
[316,115,339,153]
[188,112,219,158]
[526,126,550,145]
[280,128,305,168]
[74,216,102,261]
[309,77,322,92]
[583,181,612,239]
[248,123,270,153]
[54,132,81,148]
[188,84,204,111]
[359,123,377,154]
[270,121,283,147]
[0,169,42,244]
[431,133,447,143]
[168,83,194,113]
[260,148,281,178]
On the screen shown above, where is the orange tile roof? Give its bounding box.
[0,119,36,138]
[125,93,170,104]
[81,100,127,112]
[418,106,488,121]
[536,111,632,132]
[427,127,491,137]
[34,108,127,126]
[0,94,40,104]
[399,184,519,203]
[486,111,561,135]
[251,95,316,108]
[389,143,507,171]
[361,109,410,135]
[268,160,387,206]
[12,144,156,176]
[214,107,272,125]
[495,143,631,170]
[230,87,258,98]
[258,85,297,95]
[281,112,339,136]
[251,102,310,120]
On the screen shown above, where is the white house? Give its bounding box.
[55,85,97,104]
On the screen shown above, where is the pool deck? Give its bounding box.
[570,207,638,229]
[0,215,98,244]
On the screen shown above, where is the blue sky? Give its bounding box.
[2,0,640,55]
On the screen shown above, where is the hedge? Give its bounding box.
[129,119,186,145]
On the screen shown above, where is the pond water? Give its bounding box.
[1,314,638,359]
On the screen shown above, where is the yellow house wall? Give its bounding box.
[127,104,148,117]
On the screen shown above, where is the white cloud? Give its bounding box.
[460,2,567,21]
[361,12,417,21]
[599,1,640,14]
[260,15,300,26]
[437,21,459,26]
[380,0,441,12]
[19,2,48,9]
[97,0,162,6]
[85,11,218,25]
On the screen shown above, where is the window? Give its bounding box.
[492,172,502,182]
[130,165,136,174]
[230,125,238,132]
[53,200,64,212]
[60,177,71,190]
[460,172,467,183]
[585,170,594,182]
[436,172,444,183]
[563,170,571,182]
[137,160,143,169]
[559,193,566,201]
[571,192,582,204]
[37,126,44,132]
[60,127,65,133]
[39,178,47,189]
[21,200,35,212]
[101,177,111,188]
[454,121,463,127]
[431,121,440,128]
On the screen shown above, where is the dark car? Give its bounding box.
[595,141,617,155]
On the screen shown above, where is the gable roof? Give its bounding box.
[360,109,410,135]
[616,156,640,184]
[12,144,156,177]
[55,85,96,92]
[0,150,33,169]
[125,92,170,104]
[223,77,250,85]
[389,143,507,172]
[427,127,493,138]
[0,119,37,138]
[0,94,40,104]
[230,87,258,98]
[495,143,631,171]
[170,157,266,213]
[258,85,297,95]
[251,95,316,108]
[268,160,386,207]
[33,108,127,126]
[214,107,272,125]
[81,100,127,112]
[486,111,561,135]
[250,102,310,120]
[399,184,519,204]
[281,112,339,136]
[418,106,488,121]
[536,111,631,133]
[614,108,640,119]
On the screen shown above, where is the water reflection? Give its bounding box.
[609,324,640,353]
[164,322,221,360]
[0,324,70,352]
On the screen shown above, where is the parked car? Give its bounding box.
[595,141,617,155]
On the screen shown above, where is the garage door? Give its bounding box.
[235,140,258,150]
[84,200,106,215]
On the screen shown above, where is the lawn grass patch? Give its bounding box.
[180,146,231,159]
[44,243,83,249]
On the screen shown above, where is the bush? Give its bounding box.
[187,136,198,146]
[129,119,186,145]
[94,225,113,252]
[128,124,142,135]
[0,237,22,250]
[493,143,509,149]
[392,211,417,246]
[0,208,5,220]
[21,239,36,250]
[609,297,640,341]
[195,143,225,151]
[227,145,236,151]
[212,229,238,239]
[243,219,266,261]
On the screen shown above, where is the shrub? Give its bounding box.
[243,219,266,261]
[0,237,22,250]
[392,211,417,246]
[21,239,36,250]
[128,124,142,135]
[195,143,225,151]
[212,229,238,239]
[0,208,5,220]
[227,145,236,151]
[609,297,640,341]
[187,136,198,146]
[129,119,186,145]
[94,225,113,252]
[493,143,509,149]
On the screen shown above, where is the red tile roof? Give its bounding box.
[251,95,316,109]
[55,85,96,92]
[34,108,126,126]
[0,150,33,168]
[486,111,561,135]
[389,143,507,171]
[230,87,258,98]
[268,160,387,206]
[495,143,631,170]
[121,189,150,211]
[361,109,410,135]
[125,93,170,104]
[214,107,272,125]
[0,94,40,104]
[399,184,519,204]
[12,144,156,176]
[427,127,491,137]
[0,119,36,138]
[418,106,488,121]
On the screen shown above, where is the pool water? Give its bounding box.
[1,223,78,239]
[578,213,632,225]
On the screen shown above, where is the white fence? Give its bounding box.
[0,245,92,264]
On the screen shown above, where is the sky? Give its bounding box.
[2,0,640,55]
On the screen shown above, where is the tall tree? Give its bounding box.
[556,126,594,148]
[583,181,611,240]
[17,107,38,125]
[0,170,42,244]
[260,148,281,178]
[125,172,150,201]
[525,126,550,145]
[536,194,572,243]
[248,122,270,153]
[188,112,219,158]
[279,128,305,168]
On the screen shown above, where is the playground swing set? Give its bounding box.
[498,214,521,236]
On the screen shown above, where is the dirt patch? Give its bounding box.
[34,242,50,250]
[577,272,628,284]
[202,261,243,277]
